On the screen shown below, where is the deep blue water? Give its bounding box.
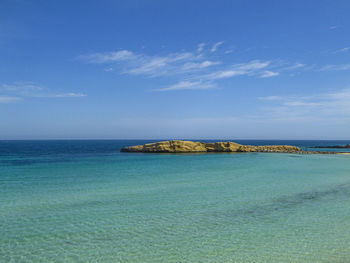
[1,139,350,156]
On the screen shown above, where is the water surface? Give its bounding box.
[1,140,350,262]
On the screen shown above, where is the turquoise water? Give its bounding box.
[1,140,350,262]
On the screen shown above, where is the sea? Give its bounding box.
[1,140,350,262]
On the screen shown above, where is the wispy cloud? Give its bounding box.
[0,96,21,103]
[282,101,321,107]
[81,50,201,77]
[41,93,86,98]
[0,82,86,103]
[205,60,271,80]
[80,43,304,91]
[210,41,224,52]
[126,52,195,76]
[81,50,137,63]
[197,43,205,53]
[182,60,221,70]
[281,63,306,71]
[258,88,350,121]
[320,64,350,71]
[155,81,216,92]
[114,89,350,139]
[258,95,284,101]
[1,83,44,97]
[260,71,279,78]
[335,46,350,53]
[206,69,245,80]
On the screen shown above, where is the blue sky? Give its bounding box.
[1,0,350,139]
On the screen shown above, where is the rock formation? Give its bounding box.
[120,140,303,153]
[311,144,350,149]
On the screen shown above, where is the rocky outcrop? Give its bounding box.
[311,144,350,149]
[239,145,303,153]
[120,140,303,153]
[122,140,208,153]
[204,142,243,152]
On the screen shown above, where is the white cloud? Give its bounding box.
[281,63,306,71]
[260,71,279,78]
[197,43,205,53]
[80,44,304,91]
[0,96,20,103]
[206,60,271,80]
[81,50,136,63]
[320,64,350,71]
[83,49,201,77]
[258,88,350,120]
[1,83,44,97]
[258,96,284,101]
[181,60,220,70]
[327,89,350,99]
[335,46,350,53]
[238,60,270,70]
[0,83,86,102]
[125,52,194,76]
[283,101,321,107]
[112,89,350,139]
[206,69,245,80]
[210,41,224,52]
[2,83,43,91]
[155,81,216,91]
[49,93,87,98]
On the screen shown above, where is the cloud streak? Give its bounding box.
[81,50,137,63]
[260,71,279,78]
[155,81,216,91]
[258,89,350,121]
[320,64,350,71]
[0,83,86,103]
[205,60,272,80]
[210,41,224,52]
[0,96,21,103]
[81,43,304,91]
[335,46,350,53]
[82,50,204,77]
[197,43,205,53]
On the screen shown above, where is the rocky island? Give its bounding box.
[120,140,344,154]
[311,144,350,149]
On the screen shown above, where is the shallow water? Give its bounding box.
[1,140,350,262]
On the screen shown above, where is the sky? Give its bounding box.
[1,0,350,140]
